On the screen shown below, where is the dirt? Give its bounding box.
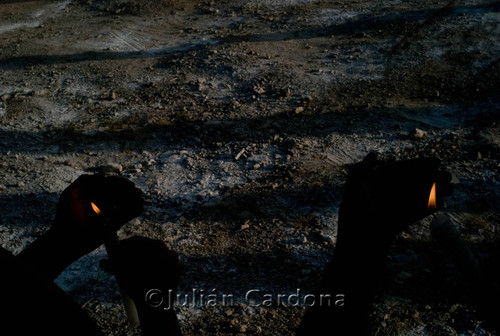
[0,0,499,335]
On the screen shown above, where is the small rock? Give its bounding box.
[1,93,11,102]
[17,181,25,188]
[253,86,265,95]
[295,106,305,114]
[239,325,248,333]
[110,91,118,100]
[240,223,250,230]
[235,148,246,161]
[224,309,234,317]
[414,128,427,139]
[0,184,6,191]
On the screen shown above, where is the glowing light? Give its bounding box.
[427,182,437,210]
[91,202,102,215]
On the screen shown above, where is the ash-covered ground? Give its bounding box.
[0,0,499,335]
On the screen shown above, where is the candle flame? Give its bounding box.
[91,202,102,215]
[427,182,437,210]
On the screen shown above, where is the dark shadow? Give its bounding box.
[0,98,493,155]
[0,104,489,170]
[0,44,216,70]
[226,2,499,43]
[182,179,343,224]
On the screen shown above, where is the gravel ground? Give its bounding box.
[0,0,499,335]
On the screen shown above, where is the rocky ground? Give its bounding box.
[0,0,499,335]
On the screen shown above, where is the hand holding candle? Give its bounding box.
[17,173,144,281]
[298,154,454,336]
[336,154,453,256]
[53,173,144,256]
[90,201,140,325]
[99,236,182,336]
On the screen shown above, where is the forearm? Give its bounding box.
[298,255,382,336]
[298,221,391,335]
[17,227,90,281]
[321,246,387,311]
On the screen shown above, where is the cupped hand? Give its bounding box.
[53,174,144,253]
[336,153,453,253]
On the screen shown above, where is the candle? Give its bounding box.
[90,202,140,326]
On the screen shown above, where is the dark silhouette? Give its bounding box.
[2,157,496,335]
[0,174,182,335]
[298,154,454,335]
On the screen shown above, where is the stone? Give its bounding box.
[295,106,304,114]
[414,128,427,139]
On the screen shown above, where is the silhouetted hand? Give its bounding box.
[53,173,144,255]
[298,154,454,336]
[100,236,182,336]
[17,174,144,280]
[336,153,453,255]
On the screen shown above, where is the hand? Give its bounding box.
[100,236,182,336]
[298,155,454,335]
[100,236,180,305]
[336,153,453,254]
[53,174,144,254]
[17,174,145,280]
